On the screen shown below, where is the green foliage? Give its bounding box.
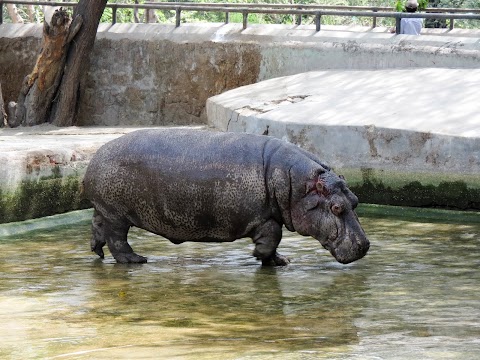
[1,1,479,30]
[395,0,434,12]
[395,0,405,11]
[418,0,429,10]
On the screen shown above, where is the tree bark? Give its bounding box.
[50,0,107,126]
[27,5,36,23]
[7,5,24,23]
[8,1,106,127]
[11,8,82,127]
[0,83,6,127]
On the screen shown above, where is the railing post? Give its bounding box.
[315,12,321,32]
[176,6,181,27]
[296,6,302,25]
[395,16,401,34]
[112,5,117,25]
[225,11,229,24]
[372,9,377,28]
[449,17,454,30]
[242,10,248,30]
[0,1,3,25]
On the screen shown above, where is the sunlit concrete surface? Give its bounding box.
[207,68,479,169]
[0,125,138,191]
[207,68,480,208]
[0,125,207,190]
[0,125,209,223]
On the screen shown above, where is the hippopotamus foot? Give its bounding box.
[112,252,147,264]
[90,210,106,259]
[91,210,147,264]
[252,220,283,265]
[105,222,148,263]
[261,252,291,266]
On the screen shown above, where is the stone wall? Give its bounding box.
[0,23,479,222]
[1,23,479,127]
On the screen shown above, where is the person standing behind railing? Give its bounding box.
[400,0,423,34]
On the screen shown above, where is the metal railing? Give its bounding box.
[1,0,480,34]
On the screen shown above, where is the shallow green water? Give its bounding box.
[1,206,479,359]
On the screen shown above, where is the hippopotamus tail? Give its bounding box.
[79,180,85,199]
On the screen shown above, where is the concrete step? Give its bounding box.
[207,68,480,210]
[0,125,205,223]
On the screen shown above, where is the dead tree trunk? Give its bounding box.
[0,83,6,127]
[7,5,24,23]
[50,0,107,126]
[9,0,106,127]
[12,8,82,127]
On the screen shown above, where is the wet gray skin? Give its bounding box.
[83,129,369,265]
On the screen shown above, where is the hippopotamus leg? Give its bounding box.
[252,220,290,266]
[90,210,147,264]
[90,209,106,258]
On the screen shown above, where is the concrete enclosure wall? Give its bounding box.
[1,23,479,222]
[1,23,480,126]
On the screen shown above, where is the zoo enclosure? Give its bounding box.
[1,0,480,34]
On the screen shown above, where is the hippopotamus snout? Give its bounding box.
[324,212,370,264]
[329,228,370,264]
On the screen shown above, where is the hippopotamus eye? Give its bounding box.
[331,203,344,216]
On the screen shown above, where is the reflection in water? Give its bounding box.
[0,207,479,359]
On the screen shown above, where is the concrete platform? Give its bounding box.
[207,68,480,209]
[0,125,205,223]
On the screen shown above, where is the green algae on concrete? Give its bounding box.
[340,167,480,210]
[0,172,90,224]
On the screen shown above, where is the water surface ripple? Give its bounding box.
[0,207,479,359]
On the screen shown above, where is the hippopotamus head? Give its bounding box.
[290,168,369,264]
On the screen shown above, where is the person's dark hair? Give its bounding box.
[405,0,418,12]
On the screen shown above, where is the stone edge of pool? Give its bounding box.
[207,68,480,212]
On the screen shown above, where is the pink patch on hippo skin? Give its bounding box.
[316,180,328,196]
[305,177,329,197]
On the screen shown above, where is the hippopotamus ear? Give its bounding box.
[305,171,328,197]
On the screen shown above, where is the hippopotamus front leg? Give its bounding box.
[252,219,290,266]
[90,210,147,264]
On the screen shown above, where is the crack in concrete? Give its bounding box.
[237,95,310,115]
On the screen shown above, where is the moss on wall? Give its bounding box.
[349,169,480,210]
[0,173,91,224]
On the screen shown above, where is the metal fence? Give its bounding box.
[1,0,480,34]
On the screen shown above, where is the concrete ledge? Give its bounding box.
[207,68,480,209]
[0,125,205,223]
[0,209,92,237]
[2,23,480,128]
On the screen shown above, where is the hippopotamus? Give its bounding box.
[83,128,369,265]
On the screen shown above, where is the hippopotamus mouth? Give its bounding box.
[320,216,370,264]
[325,237,370,264]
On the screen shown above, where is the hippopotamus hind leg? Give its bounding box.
[93,211,147,264]
[252,219,290,266]
[90,209,106,258]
